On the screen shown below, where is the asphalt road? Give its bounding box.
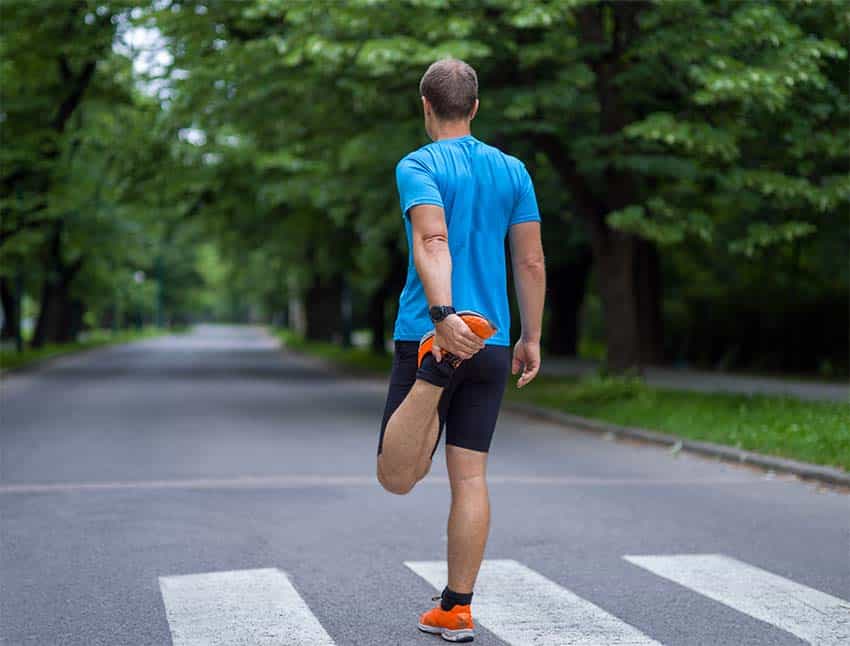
[1,325,847,646]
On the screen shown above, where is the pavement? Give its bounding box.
[541,358,849,402]
[1,324,848,646]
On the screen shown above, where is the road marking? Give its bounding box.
[405,559,660,645]
[158,568,334,646]
[624,554,850,645]
[0,474,760,494]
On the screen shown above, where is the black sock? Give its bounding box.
[440,586,473,611]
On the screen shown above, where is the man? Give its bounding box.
[376,58,546,643]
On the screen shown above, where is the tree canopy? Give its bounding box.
[2,0,847,375]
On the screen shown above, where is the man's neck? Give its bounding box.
[432,122,472,141]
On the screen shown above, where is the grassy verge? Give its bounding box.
[0,327,177,372]
[506,375,849,472]
[278,330,393,374]
[278,331,849,471]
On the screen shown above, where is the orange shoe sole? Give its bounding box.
[417,311,498,368]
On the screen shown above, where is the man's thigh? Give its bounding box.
[377,341,450,455]
[444,345,511,453]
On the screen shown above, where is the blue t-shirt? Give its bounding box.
[392,134,540,347]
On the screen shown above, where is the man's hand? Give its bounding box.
[432,314,485,361]
[512,339,541,388]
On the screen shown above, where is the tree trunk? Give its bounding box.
[0,276,22,349]
[33,226,84,347]
[368,286,389,353]
[592,231,641,373]
[554,0,662,374]
[67,298,86,341]
[589,230,665,373]
[635,238,664,364]
[304,275,343,342]
[546,247,593,356]
[33,279,83,346]
[368,247,407,353]
[33,278,68,347]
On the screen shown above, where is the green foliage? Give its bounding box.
[3,0,847,370]
[154,0,847,318]
[728,221,817,257]
[624,113,740,161]
[0,0,214,338]
[607,203,714,245]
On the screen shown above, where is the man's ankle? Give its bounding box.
[440,586,473,611]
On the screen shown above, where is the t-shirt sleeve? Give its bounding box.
[510,163,541,226]
[396,156,443,218]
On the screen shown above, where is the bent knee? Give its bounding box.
[378,472,417,495]
[377,465,417,495]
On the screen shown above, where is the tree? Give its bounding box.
[2,1,134,345]
[33,0,842,375]
[1,1,222,345]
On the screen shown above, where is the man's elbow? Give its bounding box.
[420,232,449,254]
[516,254,546,273]
[421,231,448,244]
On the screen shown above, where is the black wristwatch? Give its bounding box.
[429,305,456,323]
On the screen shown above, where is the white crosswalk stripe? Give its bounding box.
[405,559,660,645]
[624,554,850,645]
[158,567,335,646]
[156,557,850,645]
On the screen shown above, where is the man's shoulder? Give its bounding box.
[396,145,434,170]
[473,139,527,172]
[493,147,527,171]
[396,138,528,179]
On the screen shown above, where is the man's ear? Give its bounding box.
[469,98,479,121]
[421,96,431,117]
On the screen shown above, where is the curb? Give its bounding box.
[504,401,850,487]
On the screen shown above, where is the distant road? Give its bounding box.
[2,325,847,645]
[542,357,849,402]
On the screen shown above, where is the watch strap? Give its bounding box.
[429,305,456,323]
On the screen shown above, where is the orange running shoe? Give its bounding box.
[418,597,475,642]
[417,310,498,369]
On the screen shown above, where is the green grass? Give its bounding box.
[278,329,393,374]
[277,331,849,472]
[0,327,176,372]
[506,375,850,471]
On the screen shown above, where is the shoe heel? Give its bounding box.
[418,622,443,635]
[441,627,474,642]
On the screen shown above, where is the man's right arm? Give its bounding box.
[509,221,546,387]
[410,203,485,361]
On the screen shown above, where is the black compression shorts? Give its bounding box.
[377,341,511,455]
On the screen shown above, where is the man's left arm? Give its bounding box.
[508,162,545,388]
[509,221,545,387]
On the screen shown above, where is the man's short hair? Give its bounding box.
[419,58,478,121]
